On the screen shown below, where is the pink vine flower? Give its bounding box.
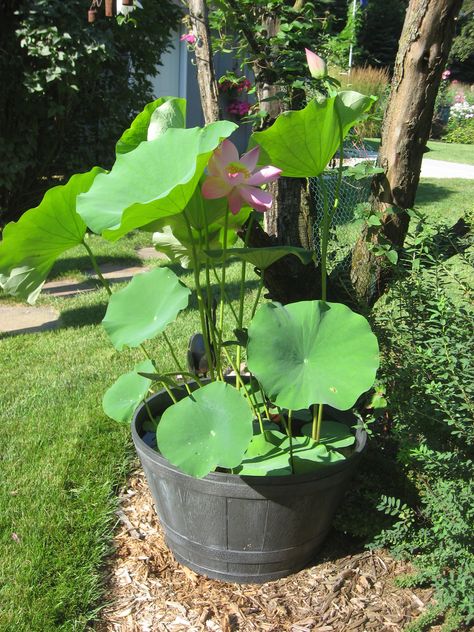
[202,140,282,215]
[180,33,196,45]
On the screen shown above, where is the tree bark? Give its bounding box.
[187,0,221,124]
[350,0,463,305]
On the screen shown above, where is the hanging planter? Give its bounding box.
[105,0,113,17]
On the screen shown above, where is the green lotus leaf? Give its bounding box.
[236,433,343,476]
[205,246,314,269]
[252,91,376,177]
[247,300,379,410]
[0,167,104,304]
[77,121,237,240]
[301,420,355,449]
[102,359,155,424]
[116,97,186,154]
[156,382,254,478]
[102,267,191,350]
[150,186,251,268]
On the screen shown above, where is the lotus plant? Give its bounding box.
[0,86,379,479]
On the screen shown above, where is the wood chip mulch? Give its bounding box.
[95,469,436,632]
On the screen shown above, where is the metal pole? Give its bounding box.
[348,0,357,73]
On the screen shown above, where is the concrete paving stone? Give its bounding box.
[0,305,60,336]
[42,278,96,298]
[136,247,167,261]
[86,263,150,283]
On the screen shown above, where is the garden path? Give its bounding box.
[0,248,164,336]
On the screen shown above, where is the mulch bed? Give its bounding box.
[95,468,435,632]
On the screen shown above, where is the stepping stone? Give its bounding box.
[0,305,60,335]
[42,278,95,298]
[86,263,150,284]
[136,247,166,261]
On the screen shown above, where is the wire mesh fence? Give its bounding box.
[309,141,378,292]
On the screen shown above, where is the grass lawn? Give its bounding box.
[0,233,261,631]
[365,138,474,165]
[0,178,472,630]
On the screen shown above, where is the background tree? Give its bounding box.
[351,0,464,305]
[449,0,474,81]
[0,0,181,225]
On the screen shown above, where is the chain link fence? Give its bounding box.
[309,142,378,292]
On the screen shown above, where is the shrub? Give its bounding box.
[443,118,474,143]
[0,0,181,225]
[371,212,474,630]
[335,65,390,138]
[443,99,474,143]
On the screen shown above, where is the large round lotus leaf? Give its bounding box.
[156,381,253,478]
[247,300,379,410]
[102,267,190,350]
[102,359,154,423]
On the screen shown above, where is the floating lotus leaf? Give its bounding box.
[236,432,344,476]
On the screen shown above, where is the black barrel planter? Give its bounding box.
[132,385,367,584]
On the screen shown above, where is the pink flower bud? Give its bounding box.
[305,48,327,79]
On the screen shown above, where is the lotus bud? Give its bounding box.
[305,48,327,80]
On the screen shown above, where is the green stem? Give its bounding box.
[201,224,221,377]
[211,268,239,323]
[183,214,215,380]
[217,208,230,366]
[161,381,178,404]
[281,410,294,474]
[251,274,265,319]
[313,113,345,441]
[319,175,330,303]
[312,403,324,442]
[82,239,112,296]
[162,331,192,395]
[221,347,262,425]
[236,215,254,390]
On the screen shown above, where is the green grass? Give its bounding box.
[0,233,262,631]
[0,179,472,630]
[364,139,474,166]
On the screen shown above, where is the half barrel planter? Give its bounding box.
[132,386,367,584]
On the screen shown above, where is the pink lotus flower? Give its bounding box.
[180,33,196,45]
[202,140,282,215]
[305,48,327,79]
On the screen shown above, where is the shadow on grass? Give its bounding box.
[60,303,108,328]
[415,181,459,205]
[50,255,142,278]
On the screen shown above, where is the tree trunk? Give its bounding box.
[350,0,463,305]
[187,0,221,124]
